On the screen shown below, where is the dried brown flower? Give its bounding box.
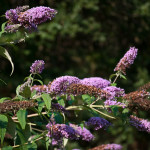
[123,90,148,101]
[128,98,150,112]
[0,100,37,113]
[138,82,150,91]
[66,84,108,98]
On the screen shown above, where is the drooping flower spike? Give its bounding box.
[30,60,45,74]
[114,47,138,74]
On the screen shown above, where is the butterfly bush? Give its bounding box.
[1,5,150,150]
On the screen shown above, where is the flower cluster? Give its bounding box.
[130,115,150,133]
[46,121,94,146]
[5,6,57,32]
[86,117,111,130]
[30,60,45,74]
[80,77,110,89]
[50,76,80,95]
[114,47,138,74]
[89,144,122,150]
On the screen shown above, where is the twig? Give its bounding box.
[91,107,116,119]
[12,112,47,120]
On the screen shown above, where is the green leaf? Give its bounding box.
[33,79,43,85]
[120,74,127,80]
[20,86,31,98]
[0,97,11,103]
[0,22,7,37]
[110,83,117,86]
[2,146,12,150]
[17,109,27,129]
[82,94,92,104]
[110,105,119,116]
[58,98,65,107]
[41,94,51,110]
[109,74,117,81]
[38,101,45,112]
[45,136,50,150]
[0,46,14,76]
[27,142,37,150]
[122,108,129,114]
[7,116,16,138]
[0,114,8,144]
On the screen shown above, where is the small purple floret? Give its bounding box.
[30,60,45,74]
[86,117,111,130]
[80,77,110,89]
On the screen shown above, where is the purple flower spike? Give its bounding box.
[30,60,45,74]
[103,86,125,100]
[86,117,111,130]
[18,6,57,30]
[80,77,110,89]
[114,47,138,74]
[50,76,80,95]
[130,115,150,133]
[70,124,94,141]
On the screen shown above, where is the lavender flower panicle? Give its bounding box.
[130,115,150,133]
[18,6,57,30]
[114,47,138,74]
[50,76,80,95]
[86,117,111,130]
[80,77,110,89]
[103,86,125,100]
[5,6,57,32]
[89,144,122,150]
[70,124,94,141]
[30,60,45,74]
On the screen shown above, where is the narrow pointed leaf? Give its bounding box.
[0,46,14,76]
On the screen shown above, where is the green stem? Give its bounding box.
[90,107,116,119]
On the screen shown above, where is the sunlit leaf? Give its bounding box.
[0,46,14,76]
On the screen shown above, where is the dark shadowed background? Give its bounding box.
[0,0,150,149]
